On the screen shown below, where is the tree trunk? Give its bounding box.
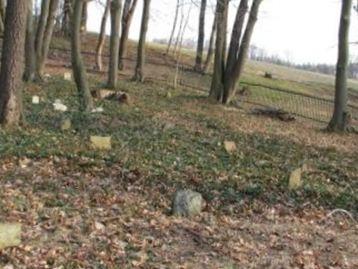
[118,0,138,70]
[80,1,88,34]
[35,0,50,79]
[61,0,71,37]
[328,0,352,132]
[133,0,151,82]
[222,0,263,104]
[194,0,207,72]
[71,0,93,112]
[35,0,60,79]
[166,0,180,55]
[95,0,110,72]
[0,0,5,35]
[209,0,228,101]
[24,0,37,82]
[225,0,248,79]
[203,13,217,73]
[107,0,123,89]
[0,0,27,127]
[173,4,185,57]
[221,2,229,67]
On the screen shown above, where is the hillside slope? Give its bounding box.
[0,35,356,268]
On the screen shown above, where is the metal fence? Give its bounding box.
[49,46,358,128]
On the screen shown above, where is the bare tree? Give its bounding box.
[81,1,88,33]
[61,0,72,37]
[209,0,228,101]
[222,0,262,104]
[0,0,28,127]
[210,0,263,104]
[166,0,181,55]
[108,0,123,89]
[24,0,37,82]
[133,0,151,82]
[203,11,217,73]
[35,0,60,80]
[95,0,110,71]
[328,0,353,131]
[118,0,138,70]
[0,0,5,35]
[71,0,93,111]
[35,0,50,79]
[194,0,207,72]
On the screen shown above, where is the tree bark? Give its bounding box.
[225,0,248,79]
[107,0,123,89]
[221,2,229,67]
[173,3,185,57]
[61,0,71,37]
[166,0,180,55]
[71,0,93,112]
[222,0,263,104]
[0,0,27,127]
[194,0,207,72]
[80,1,88,34]
[203,13,217,73]
[0,0,5,35]
[209,0,228,101]
[133,0,151,82]
[95,0,110,72]
[35,0,50,79]
[24,0,37,82]
[35,0,60,79]
[118,0,138,70]
[328,0,352,132]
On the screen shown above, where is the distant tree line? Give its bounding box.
[249,45,358,79]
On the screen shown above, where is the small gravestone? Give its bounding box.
[32,95,40,104]
[91,107,104,113]
[289,168,302,190]
[172,190,203,217]
[224,141,237,154]
[90,136,111,150]
[0,223,21,250]
[60,118,71,131]
[64,72,72,81]
[53,100,68,112]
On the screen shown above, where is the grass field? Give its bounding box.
[0,35,357,268]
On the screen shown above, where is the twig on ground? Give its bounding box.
[327,209,356,223]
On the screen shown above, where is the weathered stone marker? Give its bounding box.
[172,190,204,217]
[224,141,237,154]
[32,96,40,104]
[64,72,72,81]
[0,223,21,250]
[90,136,112,150]
[289,168,303,190]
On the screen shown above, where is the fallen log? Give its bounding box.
[91,89,130,105]
[251,107,295,122]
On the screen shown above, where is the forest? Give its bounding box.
[0,0,357,268]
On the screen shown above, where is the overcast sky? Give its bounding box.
[87,0,358,64]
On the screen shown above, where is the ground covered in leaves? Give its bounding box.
[0,50,357,267]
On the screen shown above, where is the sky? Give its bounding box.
[87,0,358,65]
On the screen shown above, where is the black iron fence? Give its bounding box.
[49,46,358,128]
